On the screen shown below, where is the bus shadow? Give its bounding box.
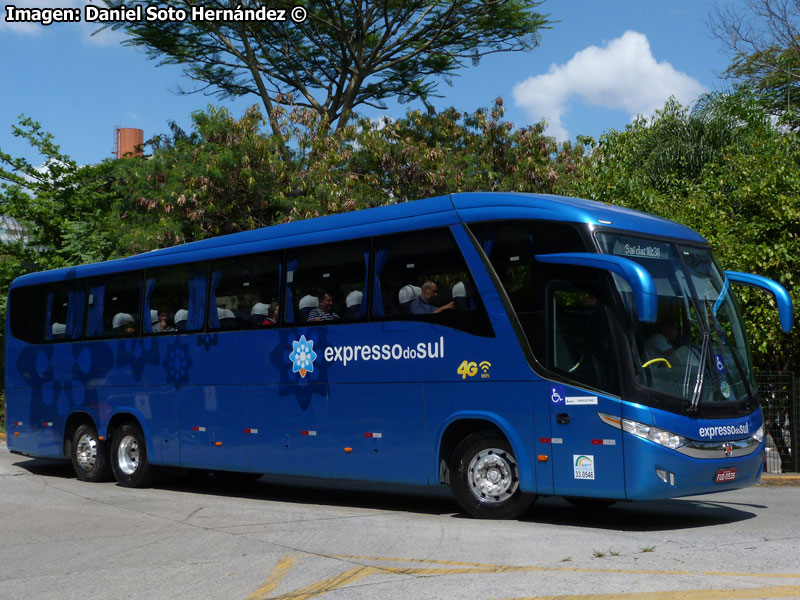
[12,457,75,479]
[12,458,759,528]
[520,496,758,531]
[12,457,460,515]
[159,470,462,515]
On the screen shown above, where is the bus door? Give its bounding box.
[546,282,625,498]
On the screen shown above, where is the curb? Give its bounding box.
[758,473,800,486]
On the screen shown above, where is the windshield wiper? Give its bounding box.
[689,332,711,410]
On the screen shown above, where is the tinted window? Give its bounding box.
[145,264,207,334]
[209,253,281,330]
[9,284,46,344]
[87,272,142,338]
[45,281,86,342]
[285,241,368,325]
[373,228,493,336]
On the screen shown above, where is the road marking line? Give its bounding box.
[494,585,800,600]
[332,555,800,580]
[247,555,297,600]
[270,566,374,600]
[249,554,800,600]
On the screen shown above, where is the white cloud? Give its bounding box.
[1,0,125,45]
[512,31,707,141]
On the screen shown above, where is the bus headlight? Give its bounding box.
[754,425,764,443]
[622,419,687,450]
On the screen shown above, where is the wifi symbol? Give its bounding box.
[479,361,492,373]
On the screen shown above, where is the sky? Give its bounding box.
[0,1,738,167]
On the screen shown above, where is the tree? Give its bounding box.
[101,0,550,151]
[709,0,800,127]
[0,117,126,276]
[115,99,587,246]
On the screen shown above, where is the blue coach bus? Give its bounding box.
[4,193,793,518]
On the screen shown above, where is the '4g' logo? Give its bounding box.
[457,360,478,379]
[457,360,492,379]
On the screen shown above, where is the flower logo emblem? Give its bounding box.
[289,335,317,378]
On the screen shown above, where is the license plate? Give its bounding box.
[715,467,737,483]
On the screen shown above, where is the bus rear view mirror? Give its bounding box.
[535,252,658,323]
[724,271,793,333]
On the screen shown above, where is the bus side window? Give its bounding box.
[209,252,280,331]
[285,240,369,325]
[144,264,206,334]
[372,228,493,337]
[45,282,86,342]
[87,272,143,338]
[9,284,46,344]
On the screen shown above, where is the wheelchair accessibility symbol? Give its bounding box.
[550,385,565,404]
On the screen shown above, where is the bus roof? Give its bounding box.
[11,192,707,288]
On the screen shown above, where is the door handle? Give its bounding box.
[556,413,570,425]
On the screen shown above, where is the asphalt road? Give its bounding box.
[2,442,800,600]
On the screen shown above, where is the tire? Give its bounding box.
[110,422,158,487]
[451,434,535,519]
[70,422,112,482]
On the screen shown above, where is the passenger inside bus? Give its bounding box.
[410,280,455,315]
[112,312,136,336]
[644,301,682,361]
[262,302,279,325]
[308,291,340,321]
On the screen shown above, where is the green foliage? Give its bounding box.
[0,117,124,271]
[115,99,586,247]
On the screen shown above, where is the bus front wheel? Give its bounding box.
[451,434,535,519]
[70,423,112,482]
[110,422,158,488]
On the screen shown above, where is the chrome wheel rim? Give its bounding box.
[76,433,97,472]
[117,434,140,476]
[467,448,518,503]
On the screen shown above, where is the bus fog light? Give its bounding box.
[656,468,675,486]
[754,425,764,443]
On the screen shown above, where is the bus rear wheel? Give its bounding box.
[111,422,158,487]
[70,423,112,482]
[451,434,535,519]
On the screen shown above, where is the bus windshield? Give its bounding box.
[597,233,756,410]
